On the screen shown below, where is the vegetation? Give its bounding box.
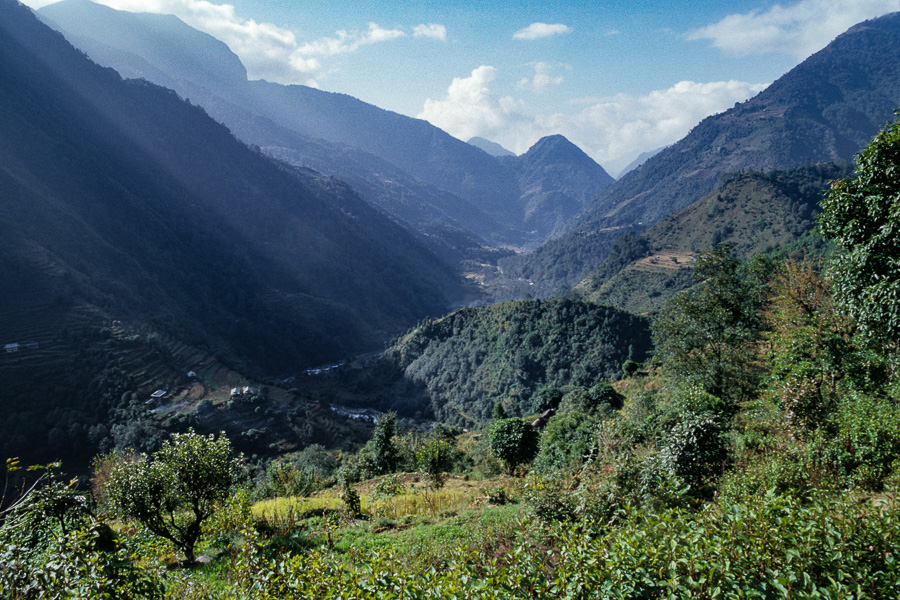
[4,4,900,597]
[378,298,651,423]
[104,431,241,564]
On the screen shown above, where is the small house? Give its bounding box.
[4,343,19,353]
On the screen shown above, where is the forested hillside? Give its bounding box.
[375,299,650,423]
[576,162,853,314]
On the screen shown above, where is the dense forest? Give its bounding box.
[3,115,900,598]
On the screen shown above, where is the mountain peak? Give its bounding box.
[40,0,248,85]
[522,135,592,164]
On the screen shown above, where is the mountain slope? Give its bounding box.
[0,0,462,464]
[507,12,900,289]
[575,162,852,315]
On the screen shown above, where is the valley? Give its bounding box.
[2,0,900,597]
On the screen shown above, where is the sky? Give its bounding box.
[23,0,899,175]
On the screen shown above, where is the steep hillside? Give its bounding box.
[39,0,613,247]
[506,12,900,289]
[575,163,851,314]
[370,298,650,425]
[0,0,460,465]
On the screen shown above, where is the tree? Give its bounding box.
[416,439,453,490]
[104,431,240,564]
[818,113,900,342]
[652,245,772,405]
[487,418,539,476]
[367,412,401,477]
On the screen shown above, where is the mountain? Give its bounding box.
[467,137,516,157]
[615,147,665,178]
[365,298,651,424]
[505,12,900,289]
[39,0,612,247]
[509,135,615,239]
[0,0,463,465]
[574,163,851,315]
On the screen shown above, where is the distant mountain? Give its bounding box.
[506,12,900,289]
[615,147,665,178]
[467,137,516,157]
[575,163,851,315]
[509,135,615,238]
[0,0,463,465]
[39,0,612,247]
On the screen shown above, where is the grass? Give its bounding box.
[246,473,527,570]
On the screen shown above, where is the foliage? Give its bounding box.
[819,112,900,341]
[652,244,773,405]
[382,298,651,424]
[487,419,540,476]
[0,462,163,599]
[532,411,597,473]
[416,439,453,490]
[104,430,241,563]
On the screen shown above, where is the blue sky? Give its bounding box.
[24,0,898,174]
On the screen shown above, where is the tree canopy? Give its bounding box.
[819,112,900,342]
[104,431,240,564]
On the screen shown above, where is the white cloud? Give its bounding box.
[75,0,438,85]
[420,68,768,174]
[687,0,896,59]
[517,62,564,93]
[513,22,571,40]
[294,23,405,57]
[413,23,447,41]
[560,80,769,174]
[419,66,533,143]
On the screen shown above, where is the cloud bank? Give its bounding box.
[687,0,896,59]
[421,67,768,175]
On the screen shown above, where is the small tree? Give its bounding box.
[416,439,453,490]
[366,412,401,477]
[487,418,539,476]
[104,431,240,564]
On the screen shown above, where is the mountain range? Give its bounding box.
[39,0,614,249]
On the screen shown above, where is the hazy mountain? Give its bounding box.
[39,0,611,247]
[505,12,900,289]
[509,135,615,238]
[467,137,516,157]
[0,0,463,464]
[615,147,665,178]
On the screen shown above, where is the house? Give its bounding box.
[4,343,19,353]
[25,342,39,350]
[230,387,242,399]
[186,371,198,379]
[150,390,166,399]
